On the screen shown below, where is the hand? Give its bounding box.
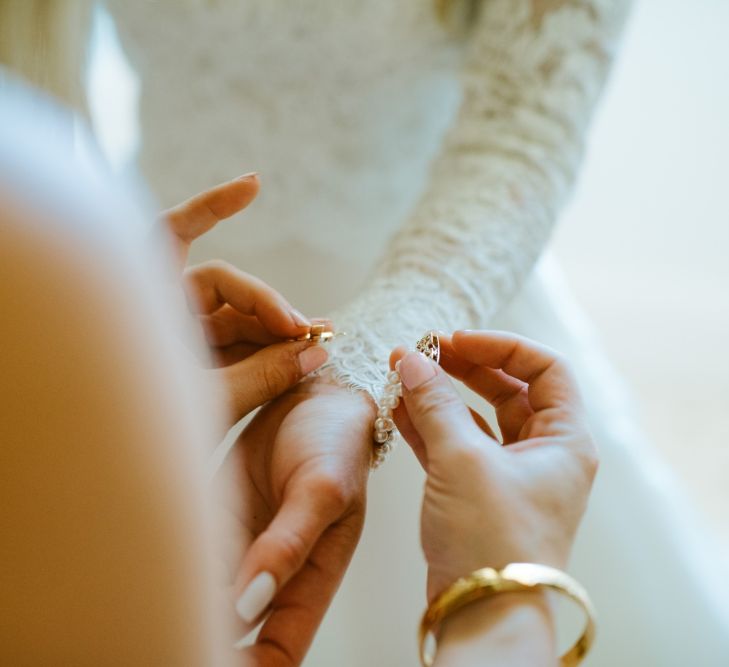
[390,330,598,602]
[161,174,371,667]
[160,174,325,427]
[218,380,375,666]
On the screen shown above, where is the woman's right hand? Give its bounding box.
[160,174,326,429]
[390,330,598,602]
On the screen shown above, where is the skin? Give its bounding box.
[2,171,595,666]
[161,174,376,666]
[160,173,327,429]
[0,172,349,665]
[224,380,373,665]
[389,330,599,667]
[167,174,575,667]
[3,1,608,659]
[0,195,229,665]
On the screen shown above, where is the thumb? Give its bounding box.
[232,482,343,625]
[219,341,328,421]
[398,351,484,459]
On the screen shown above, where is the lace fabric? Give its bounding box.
[322,0,632,400]
[108,0,631,401]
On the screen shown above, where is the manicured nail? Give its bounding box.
[235,571,276,624]
[290,309,311,328]
[399,351,436,391]
[234,171,259,181]
[299,345,328,375]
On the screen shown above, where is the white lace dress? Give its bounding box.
[108,1,729,664]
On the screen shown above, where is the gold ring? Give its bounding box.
[295,323,338,343]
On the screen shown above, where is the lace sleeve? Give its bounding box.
[321,0,631,398]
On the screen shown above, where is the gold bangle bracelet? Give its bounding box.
[418,563,596,667]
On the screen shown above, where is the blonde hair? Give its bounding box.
[0,0,93,111]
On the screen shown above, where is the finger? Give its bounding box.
[452,330,582,415]
[240,517,362,667]
[200,306,283,348]
[397,350,493,462]
[428,336,503,440]
[388,346,428,467]
[211,321,336,369]
[231,481,349,630]
[161,173,260,263]
[198,312,334,358]
[218,342,328,421]
[390,345,499,465]
[211,341,262,368]
[441,349,533,444]
[465,369,532,444]
[185,260,310,338]
[468,407,499,441]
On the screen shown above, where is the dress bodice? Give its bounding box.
[110,0,464,313]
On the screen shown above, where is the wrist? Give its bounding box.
[436,592,556,667]
[300,377,378,465]
[304,376,376,405]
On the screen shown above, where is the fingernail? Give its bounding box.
[299,345,328,374]
[290,309,311,328]
[235,571,276,624]
[234,171,259,181]
[399,351,436,391]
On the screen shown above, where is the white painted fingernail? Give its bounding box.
[235,571,276,623]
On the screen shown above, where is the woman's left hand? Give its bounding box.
[222,380,375,667]
[161,175,374,666]
[160,173,327,427]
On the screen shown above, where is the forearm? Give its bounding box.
[434,593,556,667]
[323,0,632,398]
